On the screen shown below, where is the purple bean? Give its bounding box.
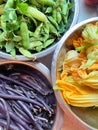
[19,74,52,95]
[5,85,24,96]
[17,101,35,122]
[20,77,46,95]
[0,103,31,130]
[12,101,31,123]
[0,93,45,108]
[10,111,31,130]
[0,119,20,130]
[30,92,53,114]
[35,116,48,122]
[17,124,27,130]
[0,98,10,130]
[0,74,32,91]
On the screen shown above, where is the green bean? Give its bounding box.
[4,0,14,10]
[0,4,5,15]
[20,21,30,49]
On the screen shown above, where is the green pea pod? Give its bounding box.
[19,47,36,59]
[18,3,48,22]
[62,3,68,15]
[43,39,54,48]
[48,22,59,36]
[56,11,62,24]
[52,10,57,21]
[36,0,55,6]
[36,45,43,52]
[30,0,40,8]
[48,16,59,30]
[34,23,43,37]
[29,41,42,50]
[1,15,6,32]
[43,22,49,34]
[20,21,30,49]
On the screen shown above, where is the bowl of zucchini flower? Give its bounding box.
[51,17,98,129]
[0,0,79,60]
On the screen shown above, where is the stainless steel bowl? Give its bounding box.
[0,0,79,60]
[51,17,98,130]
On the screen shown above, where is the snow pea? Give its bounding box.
[20,21,30,49]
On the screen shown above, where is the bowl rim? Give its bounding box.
[51,17,98,130]
[0,0,79,60]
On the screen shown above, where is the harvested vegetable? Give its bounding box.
[54,21,98,107]
[0,0,74,58]
[0,62,56,130]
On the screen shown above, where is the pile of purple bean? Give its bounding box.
[0,64,56,130]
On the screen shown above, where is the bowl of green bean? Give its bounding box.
[0,0,79,60]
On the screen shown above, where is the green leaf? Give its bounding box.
[4,8,17,22]
[4,8,19,31]
[17,2,28,14]
[5,42,14,53]
[10,48,16,57]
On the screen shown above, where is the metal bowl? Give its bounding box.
[51,17,98,130]
[0,60,63,130]
[0,0,79,60]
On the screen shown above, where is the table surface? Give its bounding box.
[38,1,98,130]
